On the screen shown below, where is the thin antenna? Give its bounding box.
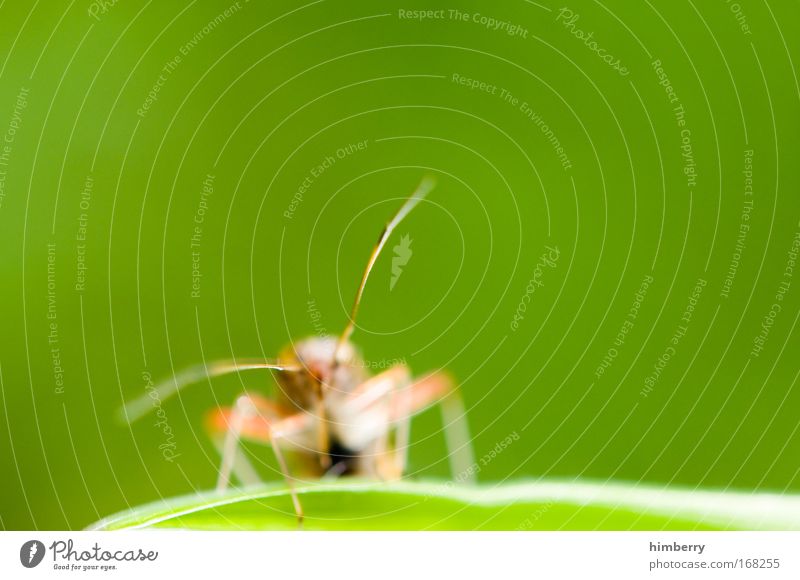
[334,176,436,364]
[118,360,300,424]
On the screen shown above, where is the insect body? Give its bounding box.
[121,177,475,521]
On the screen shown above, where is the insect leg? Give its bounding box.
[346,369,473,479]
[269,432,304,523]
[210,435,260,487]
[389,377,413,477]
[390,372,477,484]
[342,365,413,479]
[387,404,412,478]
[210,395,309,523]
[217,395,255,491]
[336,365,411,479]
[439,386,476,484]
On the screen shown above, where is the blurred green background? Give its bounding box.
[0,0,798,530]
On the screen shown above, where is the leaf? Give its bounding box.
[88,480,800,531]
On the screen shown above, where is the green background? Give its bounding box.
[0,0,798,530]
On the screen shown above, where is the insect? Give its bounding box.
[121,177,475,522]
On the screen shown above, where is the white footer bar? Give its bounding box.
[1,531,798,579]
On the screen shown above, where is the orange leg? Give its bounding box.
[389,371,476,481]
[345,369,476,483]
[207,394,311,523]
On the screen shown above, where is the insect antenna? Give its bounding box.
[118,360,300,424]
[333,176,436,365]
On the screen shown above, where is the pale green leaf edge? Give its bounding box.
[88,479,800,531]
